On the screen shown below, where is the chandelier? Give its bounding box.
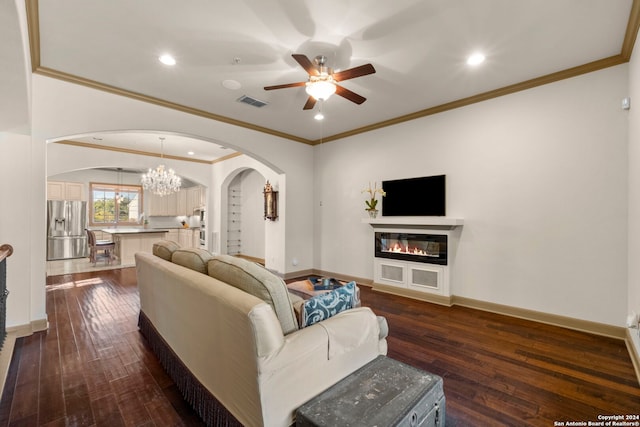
[141,137,182,196]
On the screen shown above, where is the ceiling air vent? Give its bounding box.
[237,95,268,108]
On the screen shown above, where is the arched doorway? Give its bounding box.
[224,168,266,263]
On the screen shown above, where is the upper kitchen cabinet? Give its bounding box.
[177,190,188,216]
[47,181,84,201]
[166,191,179,217]
[187,186,205,212]
[148,191,168,216]
[147,186,205,217]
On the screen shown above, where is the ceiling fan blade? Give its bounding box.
[264,82,306,90]
[332,64,376,82]
[292,54,319,76]
[335,85,367,104]
[303,96,317,110]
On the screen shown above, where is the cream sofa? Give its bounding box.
[135,244,388,427]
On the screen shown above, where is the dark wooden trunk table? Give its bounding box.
[296,356,445,426]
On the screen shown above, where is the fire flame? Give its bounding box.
[384,242,436,257]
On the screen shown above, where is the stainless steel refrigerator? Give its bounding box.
[47,200,89,260]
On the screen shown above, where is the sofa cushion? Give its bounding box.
[153,240,181,261]
[171,248,213,274]
[207,255,298,335]
[298,281,358,328]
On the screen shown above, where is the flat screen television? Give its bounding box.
[382,175,446,216]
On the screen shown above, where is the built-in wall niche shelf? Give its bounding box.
[362,217,464,228]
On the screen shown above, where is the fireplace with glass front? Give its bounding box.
[367,222,461,303]
[375,232,447,265]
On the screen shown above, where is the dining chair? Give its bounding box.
[86,229,116,266]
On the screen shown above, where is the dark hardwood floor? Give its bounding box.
[0,268,638,426]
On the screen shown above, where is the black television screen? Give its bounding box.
[382,175,446,216]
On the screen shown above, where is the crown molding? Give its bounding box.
[26,0,640,146]
[313,55,628,144]
[34,66,313,145]
[622,0,640,60]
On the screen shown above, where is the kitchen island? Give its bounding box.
[102,228,168,265]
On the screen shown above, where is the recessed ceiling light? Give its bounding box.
[159,54,176,66]
[467,52,485,66]
[222,79,242,90]
[314,111,324,121]
[187,151,195,156]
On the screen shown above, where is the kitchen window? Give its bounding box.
[90,182,143,226]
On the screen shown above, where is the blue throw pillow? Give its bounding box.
[300,281,357,328]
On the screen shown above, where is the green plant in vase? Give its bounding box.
[362,182,386,218]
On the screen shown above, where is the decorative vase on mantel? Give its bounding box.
[367,209,379,219]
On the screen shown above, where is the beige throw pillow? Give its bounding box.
[152,240,181,261]
[207,255,298,335]
[171,248,212,274]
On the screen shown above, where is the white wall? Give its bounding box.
[211,154,287,273]
[0,2,37,330]
[315,64,629,327]
[0,133,39,328]
[628,29,640,325]
[239,169,266,259]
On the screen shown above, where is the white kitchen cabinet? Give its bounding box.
[47,182,65,200]
[166,229,179,243]
[166,192,178,216]
[179,229,200,248]
[148,192,168,216]
[186,187,198,213]
[177,190,188,216]
[148,189,194,216]
[198,186,206,207]
[193,230,200,248]
[187,186,205,213]
[178,229,191,247]
[47,181,84,201]
[106,230,167,265]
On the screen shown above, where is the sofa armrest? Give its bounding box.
[256,306,384,427]
[257,306,382,374]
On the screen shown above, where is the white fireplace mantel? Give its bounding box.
[365,216,463,305]
[362,216,464,228]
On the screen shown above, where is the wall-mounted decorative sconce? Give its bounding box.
[263,181,278,221]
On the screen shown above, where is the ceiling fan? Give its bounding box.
[264,54,376,110]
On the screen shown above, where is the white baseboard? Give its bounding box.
[0,318,49,395]
[6,317,49,338]
[0,331,17,396]
[372,282,453,306]
[626,328,640,385]
[453,296,626,340]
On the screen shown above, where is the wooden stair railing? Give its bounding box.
[0,244,13,263]
[0,244,12,351]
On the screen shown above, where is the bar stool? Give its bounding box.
[86,229,115,266]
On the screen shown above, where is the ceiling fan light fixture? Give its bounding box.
[305,80,336,100]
